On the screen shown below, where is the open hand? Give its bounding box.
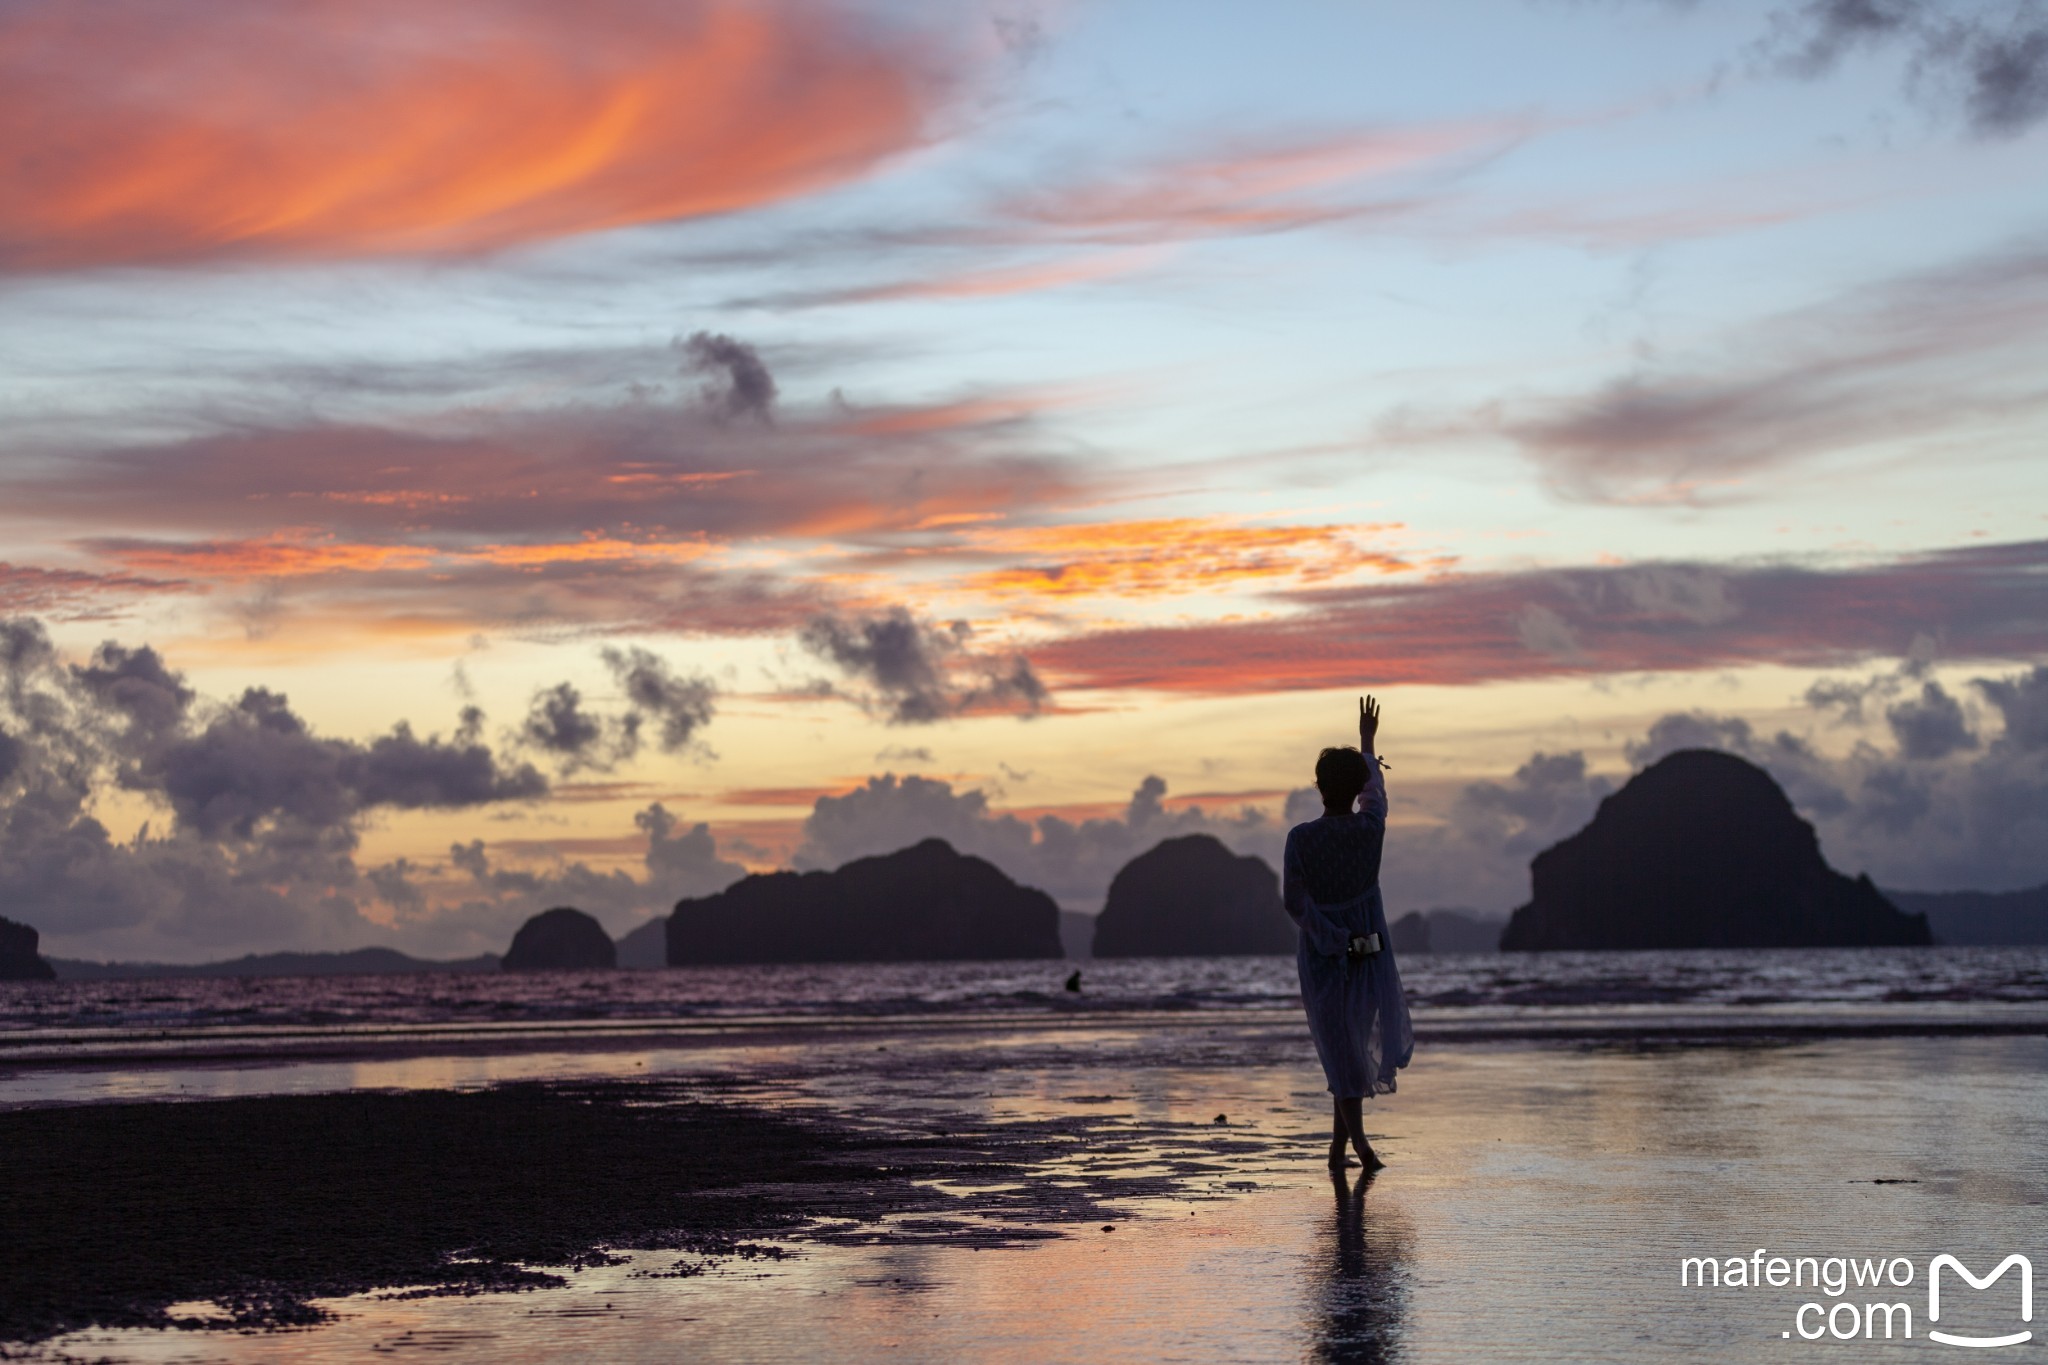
[1358,695,1380,754]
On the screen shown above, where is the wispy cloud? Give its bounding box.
[951,517,1424,599]
[736,246,1171,310]
[996,122,1521,245]
[0,0,951,272]
[1477,238,2048,504]
[0,562,189,620]
[1033,539,2048,693]
[0,336,1095,637]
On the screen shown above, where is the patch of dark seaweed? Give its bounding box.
[2,1083,1301,1345]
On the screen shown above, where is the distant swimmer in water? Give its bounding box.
[1283,695,1413,1171]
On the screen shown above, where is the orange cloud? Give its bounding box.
[958,517,1417,599]
[0,0,944,270]
[715,784,861,808]
[840,396,1045,436]
[95,534,438,578]
[1034,540,2048,694]
[92,531,718,579]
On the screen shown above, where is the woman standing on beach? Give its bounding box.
[1284,695,1413,1170]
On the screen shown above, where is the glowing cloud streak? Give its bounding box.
[0,0,944,270]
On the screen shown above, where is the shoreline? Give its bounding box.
[5,1000,2048,1081]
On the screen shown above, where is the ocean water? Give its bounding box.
[4,945,2046,1040]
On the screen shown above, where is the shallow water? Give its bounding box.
[16,1023,2048,1362]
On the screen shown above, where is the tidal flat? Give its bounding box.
[5,1006,2045,1362]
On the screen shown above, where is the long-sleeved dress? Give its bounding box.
[1282,753,1413,1098]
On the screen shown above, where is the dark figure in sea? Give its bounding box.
[1283,696,1414,1171]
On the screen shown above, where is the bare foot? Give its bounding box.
[1355,1144,1386,1171]
[1327,1137,1349,1170]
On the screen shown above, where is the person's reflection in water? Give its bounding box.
[1310,1168,1412,1363]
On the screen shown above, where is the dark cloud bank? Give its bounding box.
[4,608,2041,960]
[0,620,740,960]
[787,655,2048,917]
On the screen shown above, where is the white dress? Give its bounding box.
[1281,755,1414,1098]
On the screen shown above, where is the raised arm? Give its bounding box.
[1357,694,1388,822]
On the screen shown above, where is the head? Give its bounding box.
[1315,745,1368,813]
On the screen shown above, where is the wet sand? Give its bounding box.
[7,1020,2047,1361]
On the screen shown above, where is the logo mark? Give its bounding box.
[1928,1254,2033,1349]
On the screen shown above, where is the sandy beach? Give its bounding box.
[6,973,2045,1362]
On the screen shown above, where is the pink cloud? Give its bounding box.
[0,0,948,270]
[1034,541,2048,693]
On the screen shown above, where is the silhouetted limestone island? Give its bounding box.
[1500,749,1931,951]
[667,838,1062,964]
[502,907,616,970]
[1090,835,1294,958]
[0,916,55,981]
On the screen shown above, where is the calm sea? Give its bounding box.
[4,945,2045,1047]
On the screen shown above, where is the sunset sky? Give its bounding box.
[3,0,2045,961]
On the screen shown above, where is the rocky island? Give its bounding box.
[1090,835,1294,957]
[668,837,1062,964]
[1501,749,1931,951]
[0,915,55,981]
[502,907,616,970]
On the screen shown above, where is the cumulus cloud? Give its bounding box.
[1885,680,1979,760]
[1765,0,2048,137]
[520,649,718,773]
[679,332,778,423]
[792,770,1283,907]
[1381,751,1615,914]
[0,616,547,959]
[521,683,609,772]
[1977,663,2048,749]
[602,646,717,754]
[800,607,1047,724]
[425,800,746,949]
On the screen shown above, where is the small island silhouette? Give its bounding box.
[1090,833,1294,958]
[667,837,1062,964]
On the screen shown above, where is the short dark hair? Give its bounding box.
[1315,746,1368,808]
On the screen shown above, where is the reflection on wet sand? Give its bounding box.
[15,1033,2048,1363]
[1312,1169,1412,1364]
